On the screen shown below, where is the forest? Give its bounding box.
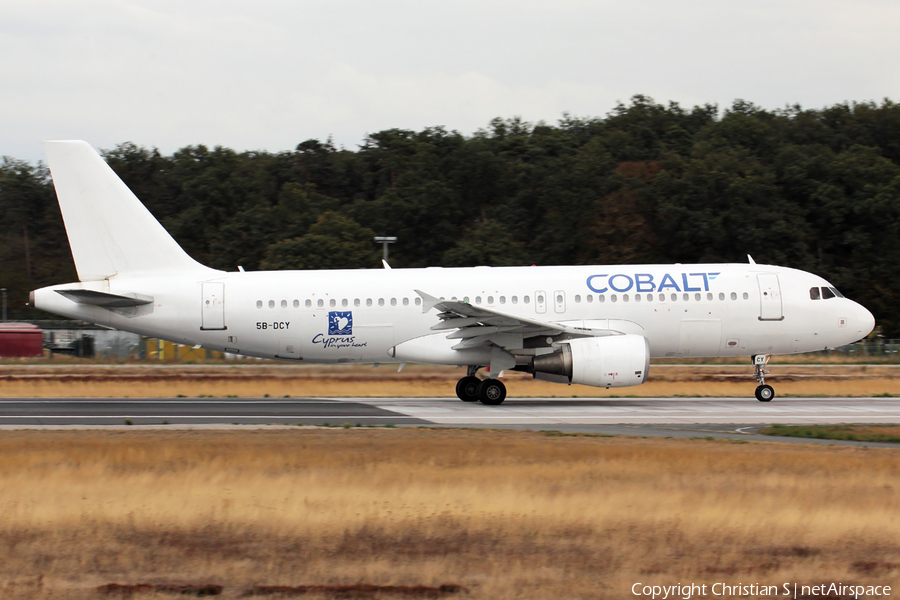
[2,96,899,334]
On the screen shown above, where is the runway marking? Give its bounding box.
[0,400,350,404]
[3,398,900,428]
[0,415,420,420]
[6,414,894,422]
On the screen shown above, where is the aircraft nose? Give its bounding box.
[854,302,876,338]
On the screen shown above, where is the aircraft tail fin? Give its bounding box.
[44,140,210,281]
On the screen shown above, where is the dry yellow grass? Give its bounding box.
[0,429,898,599]
[1,363,900,397]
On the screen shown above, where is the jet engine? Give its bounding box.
[530,334,650,388]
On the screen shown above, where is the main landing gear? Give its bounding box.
[753,354,775,402]
[455,367,507,405]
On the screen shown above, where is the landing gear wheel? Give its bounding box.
[478,379,507,405]
[456,376,481,402]
[755,385,775,402]
[752,355,774,402]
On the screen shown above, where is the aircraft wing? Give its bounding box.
[415,290,618,351]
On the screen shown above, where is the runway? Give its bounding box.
[2,396,900,445]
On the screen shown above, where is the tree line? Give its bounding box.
[2,96,899,335]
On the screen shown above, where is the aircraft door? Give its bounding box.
[201,282,226,330]
[757,274,783,321]
[535,291,547,314]
[553,290,566,313]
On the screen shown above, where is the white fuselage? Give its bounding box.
[33,262,875,364]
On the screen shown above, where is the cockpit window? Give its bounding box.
[809,287,820,300]
[831,287,844,298]
[821,287,836,300]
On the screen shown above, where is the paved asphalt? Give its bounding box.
[2,396,900,446]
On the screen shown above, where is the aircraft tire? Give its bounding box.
[456,376,481,402]
[755,384,775,402]
[478,378,507,405]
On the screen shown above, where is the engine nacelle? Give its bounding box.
[531,335,650,388]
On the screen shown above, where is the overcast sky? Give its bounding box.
[2,0,898,163]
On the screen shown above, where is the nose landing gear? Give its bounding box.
[753,354,774,402]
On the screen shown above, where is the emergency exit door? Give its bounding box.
[201,282,226,330]
[757,274,783,321]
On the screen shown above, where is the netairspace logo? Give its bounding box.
[630,582,892,599]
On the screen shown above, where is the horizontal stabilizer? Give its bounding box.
[56,289,154,308]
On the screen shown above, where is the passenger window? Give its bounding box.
[730,292,737,300]
[269,300,275,308]
[574,295,581,303]
[463,296,470,303]
[354,299,361,307]
[293,300,299,308]
[342,299,348,307]
[599,295,606,303]
[683,293,689,301]
[316,299,324,308]
[809,287,820,300]
[611,295,618,303]
[671,293,677,302]
[366,298,373,307]
[487,296,494,304]
[719,292,725,301]
[634,294,640,303]
[500,296,506,304]
[524,296,530,304]
[280,300,286,308]
[378,298,385,306]
[476,296,482,304]
[707,293,713,301]
[822,287,835,299]
[742,292,749,300]
[537,294,544,304]
[256,300,262,309]
[329,299,336,307]
[512,296,518,304]
[415,298,422,306]
[694,293,701,301]
[586,295,593,303]
[659,294,665,302]
[305,299,312,308]
[390,298,397,306]
[403,298,409,306]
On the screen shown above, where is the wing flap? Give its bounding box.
[414,289,618,352]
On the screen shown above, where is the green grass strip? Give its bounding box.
[760,424,900,443]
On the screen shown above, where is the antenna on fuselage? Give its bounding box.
[747,255,757,265]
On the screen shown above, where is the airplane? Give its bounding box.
[29,141,876,404]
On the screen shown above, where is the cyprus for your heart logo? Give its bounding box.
[328,311,353,335]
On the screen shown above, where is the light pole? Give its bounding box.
[373,236,397,263]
